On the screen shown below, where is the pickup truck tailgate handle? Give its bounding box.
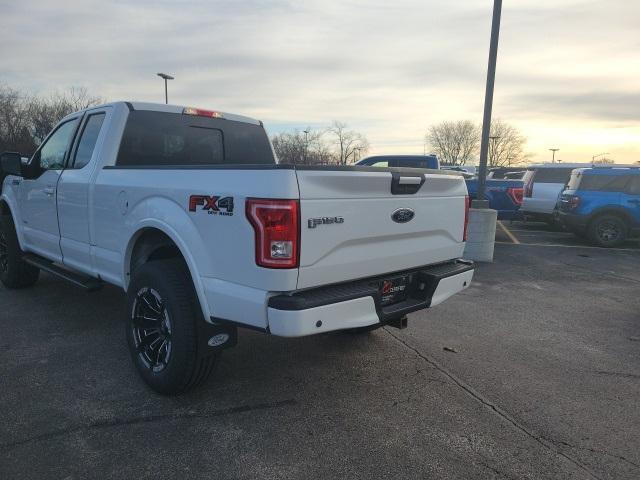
[399,176,422,185]
[391,172,425,195]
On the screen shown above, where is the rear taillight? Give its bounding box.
[568,195,580,209]
[246,199,300,268]
[523,170,535,198]
[524,181,533,198]
[463,195,470,242]
[507,187,524,205]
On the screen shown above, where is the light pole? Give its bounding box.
[353,147,362,163]
[475,0,503,207]
[157,73,174,104]
[549,148,559,163]
[303,129,310,164]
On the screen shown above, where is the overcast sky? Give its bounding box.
[1,0,638,164]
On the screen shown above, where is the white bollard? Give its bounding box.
[464,208,498,262]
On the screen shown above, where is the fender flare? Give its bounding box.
[124,219,212,320]
[0,189,26,249]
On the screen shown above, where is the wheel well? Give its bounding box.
[129,228,184,277]
[0,200,11,216]
[587,209,632,230]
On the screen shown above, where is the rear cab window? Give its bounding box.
[530,168,574,184]
[116,111,274,166]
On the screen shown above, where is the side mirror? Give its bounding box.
[0,151,23,177]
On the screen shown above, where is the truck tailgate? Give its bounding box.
[295,168,467,289]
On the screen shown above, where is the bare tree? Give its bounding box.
[425,120,480,166]
[29,87,103,144]
[272,123,368,165]
[271,128,336,165]
[0,84,103,154]
[327,121,369,165]
[593,157,614,165]
[487,119,528,167]
[0,84,37,154]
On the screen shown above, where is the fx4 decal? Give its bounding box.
[189,195,234,216]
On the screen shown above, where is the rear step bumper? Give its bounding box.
[267,260,474,337]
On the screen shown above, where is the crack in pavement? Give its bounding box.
[542,437,640,471]
[0,399,296,451]
[383,328,604,480]
[594,370,640,380]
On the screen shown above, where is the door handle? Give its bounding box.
[44,186,55,196]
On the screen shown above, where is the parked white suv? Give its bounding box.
[0,101,473,394]
[522,163,594,223]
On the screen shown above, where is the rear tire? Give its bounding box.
[0,214,39,289]
[588,215,627,248]
[125,258,217,394]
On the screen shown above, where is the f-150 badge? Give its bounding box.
[307,216,344,229]
[189,195,234,216]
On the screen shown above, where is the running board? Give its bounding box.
[22,254,103,291]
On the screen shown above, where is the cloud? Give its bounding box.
[504,91,640,123]
[0,0,639,161]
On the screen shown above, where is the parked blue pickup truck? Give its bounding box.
[465,178,524,220]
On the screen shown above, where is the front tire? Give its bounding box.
[125,259,217,394]
[0,214,39,289]
[588,215,628,247]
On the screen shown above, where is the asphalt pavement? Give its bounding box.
[1,226,639,479]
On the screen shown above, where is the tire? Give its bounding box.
[125,258,217,394]
[0,214,39,289]
[588,215,628,248]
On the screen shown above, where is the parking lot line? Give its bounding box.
[496,241,639,252]
[497,221,520,244]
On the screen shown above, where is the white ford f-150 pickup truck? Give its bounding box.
[0,101,473,394]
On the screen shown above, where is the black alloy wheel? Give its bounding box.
[131,287,173,373]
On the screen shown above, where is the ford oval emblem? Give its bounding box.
[391,208,415,223]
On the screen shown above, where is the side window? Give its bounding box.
[370,160,389,167]
[580,175,630,192]
[73,113,106,169]
[532,168,573,184]
[38,119,79,170]
[627,177,640,195]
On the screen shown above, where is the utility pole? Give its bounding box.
[157,73,174,104]
[549,148,559,163]
[475,0,503,207]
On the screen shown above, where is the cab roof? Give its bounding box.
[67,101,261,126]
[576,167,640,176]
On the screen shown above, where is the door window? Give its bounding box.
[38,119,79,170]
[627,176,640,195]
[72,113,106,168]
[369,160,389,167]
